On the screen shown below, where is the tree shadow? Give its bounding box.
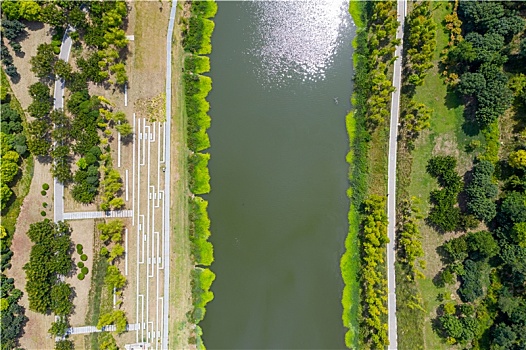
[445,89,462,110]
[23,21,44,32]
[37,154,53,165]
[461,102,481,137]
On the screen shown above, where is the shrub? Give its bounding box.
[80,254,88,261]
[78,273,85,280]
[100,246,109,256]
[41,211,46,217]
[81,267,88,275]
[43,202,48,208]
[42,183,49,190]
[77,262,84,268]
[41,190,47,196]
[76,244,83,253]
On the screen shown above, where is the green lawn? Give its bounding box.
[397,2,481,349]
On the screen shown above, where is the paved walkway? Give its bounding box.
[67,323,140,335]
[63,210,133,220]
[387,1,407,349]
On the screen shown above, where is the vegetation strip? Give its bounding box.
[0,69,32,350]
[181,0,217,347]
[341,1,400,348]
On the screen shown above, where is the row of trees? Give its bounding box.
[189,197,213,266]
[405,2,437,86]
[426,156,463,232]
[184,73,212,152]
[96,220,127,336]
[400,100,431,147]
[397,198,425,281]
[0,75,28,349]
[183,2,217,345]
[23,220,73,315]
[0,19,26,78]
[359,195,389,349]
[1,225,27,350]
[25,82,52,156]
[188,153,211,195]
[364,1,398,129]
[182,0,217,55]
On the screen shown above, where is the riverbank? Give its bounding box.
[341,1,399,348]
[180,1,217,348]
[340,2,367,348]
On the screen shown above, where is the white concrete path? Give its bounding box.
[67,323,140,335]
[62,210,133,220]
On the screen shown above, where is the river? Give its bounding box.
[202,1,355,348]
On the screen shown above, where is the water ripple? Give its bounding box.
[245,0,352,89]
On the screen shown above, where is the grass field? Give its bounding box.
[168,3,194,348]
[396,2,480,349]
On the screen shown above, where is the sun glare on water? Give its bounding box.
[246,0,352,88]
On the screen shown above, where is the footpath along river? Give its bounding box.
[202,1,356,348]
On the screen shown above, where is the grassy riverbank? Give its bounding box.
[340,2,367,348]
[181,0,217,347]
[341,1,397,348]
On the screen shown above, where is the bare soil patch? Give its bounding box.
[8,160,54,350]
[7,23,52,111]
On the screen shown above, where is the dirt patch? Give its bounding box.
[135,92,166,122]
[8,159,54,349]
[7,23,52,112]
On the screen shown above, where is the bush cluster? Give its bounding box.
[23,220,73,315]
[426,156,463,232]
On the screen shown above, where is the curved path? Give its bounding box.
[387,1,407,349]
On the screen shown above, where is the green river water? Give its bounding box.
[202,1,355,348]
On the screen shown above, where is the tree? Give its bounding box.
[465,161,498,222]
[55,340,74,350]
[99,333,118,350]
[104,266,126,290]
[53,60,72,80]
[26,120,51,156]
[108,243,124,263]
[500,192,526,225]
[17,1,41,21]
[512,222,526,247]
[50,282,73,316]
[30,43,57,78]
[40,4,66,26]
[115,122,132,137]
[444,236,468,262]
[458,72,486,96]
[466,230,499,260]
[1,160,19,185]
[98,220,124,242]
[0,184,13,210]
[459,259,488,302]
[1,19,26,42]
[109,197,125,209]
[493,323,517,348]
[49,317,68,337]
[509,150,526,169]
